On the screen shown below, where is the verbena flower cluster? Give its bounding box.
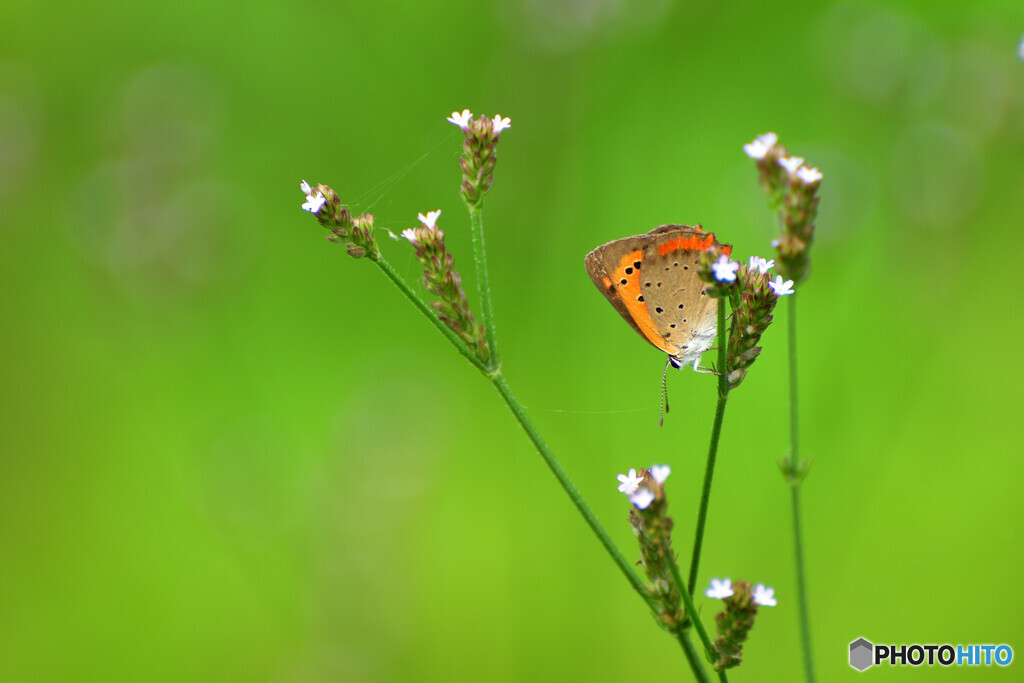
[743,132,823,285]
[698,249,793,390]
[300,180,378,259]
[448,109,511,208]
[616,465,688,630]
[705,578,776,670]
[401,210,489,360]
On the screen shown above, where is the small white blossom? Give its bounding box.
[300,180,312,195]
[492,115,512,134]
[302,192,326,213]
[743,132,778,160]
[753,583,777,607]
[779,156,804,176]
[417,209,441,229]
[796,165,823,185]
[706,578,734,600]
[617,468,644,494]
[649,464,671,484]
[1019,35,1024,61]
[711,254,739,282]
[768,275,795,297]
[386,230,400,241]
[629,487,655,510]
[401,228,420,246]
[748,256,774,274]
[447,109,473,129]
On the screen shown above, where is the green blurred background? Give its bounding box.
[3,0,1023,680]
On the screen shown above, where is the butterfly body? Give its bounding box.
[585,225,731,370]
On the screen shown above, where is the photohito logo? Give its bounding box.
[849,637,1013,671]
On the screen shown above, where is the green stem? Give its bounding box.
[666,550,724,683]
[787,297,799,472]
[675,629,713,683]
[489,373,654,608]
[791,486,813,682]
[374,251,659,618]
[375,206,714,680]
[786,297,816,683]
[687,295,730,596]
[370,253,490,376]
[468,205,499,369]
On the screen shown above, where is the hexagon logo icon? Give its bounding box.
[850,638,874,671]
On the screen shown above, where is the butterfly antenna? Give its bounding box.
[660,357,671,428]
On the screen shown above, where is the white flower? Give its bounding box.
[768,275,795,297]
[748,256,774,274]
[417,209,441,229]
[706,578,734,600]
[779,156,804,175]
[1019,35,1024,61]
[616,468,644,494]
[649,464,671,484]
[796,165,823,185]
[753,583,777,607]
[711,254,739,282]
[300,180,312,195]
[301,192,326,213]
[386,230,400,241]
[629,488,655,510]
[492,115,512,134]
[447,109,473,129]
[401,228,420,245]
[743,132,778,160]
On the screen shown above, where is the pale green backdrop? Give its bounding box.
[2,0,1023,681]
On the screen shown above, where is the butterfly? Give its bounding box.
[585,224,731,372]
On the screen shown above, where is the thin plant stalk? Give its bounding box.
[471,204,712,682]
[687,297,730,596]
[370,175,719,681]
[785,297,815,682]
[468,205,499,369]
[372,252,652,605]
[490,374,655,607]
[666,547,728,683]
[675,630,713,683]
[465,200,653,600]
[369,252,490,376]
[374,246,720,683]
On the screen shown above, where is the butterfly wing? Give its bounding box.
[585,225,730,364]
[585,232,668,352]
[635,226,724,366]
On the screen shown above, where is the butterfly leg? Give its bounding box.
[693,358,723,376]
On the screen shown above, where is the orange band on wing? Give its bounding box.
[657,232,730,256]
[615,250,675,354]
